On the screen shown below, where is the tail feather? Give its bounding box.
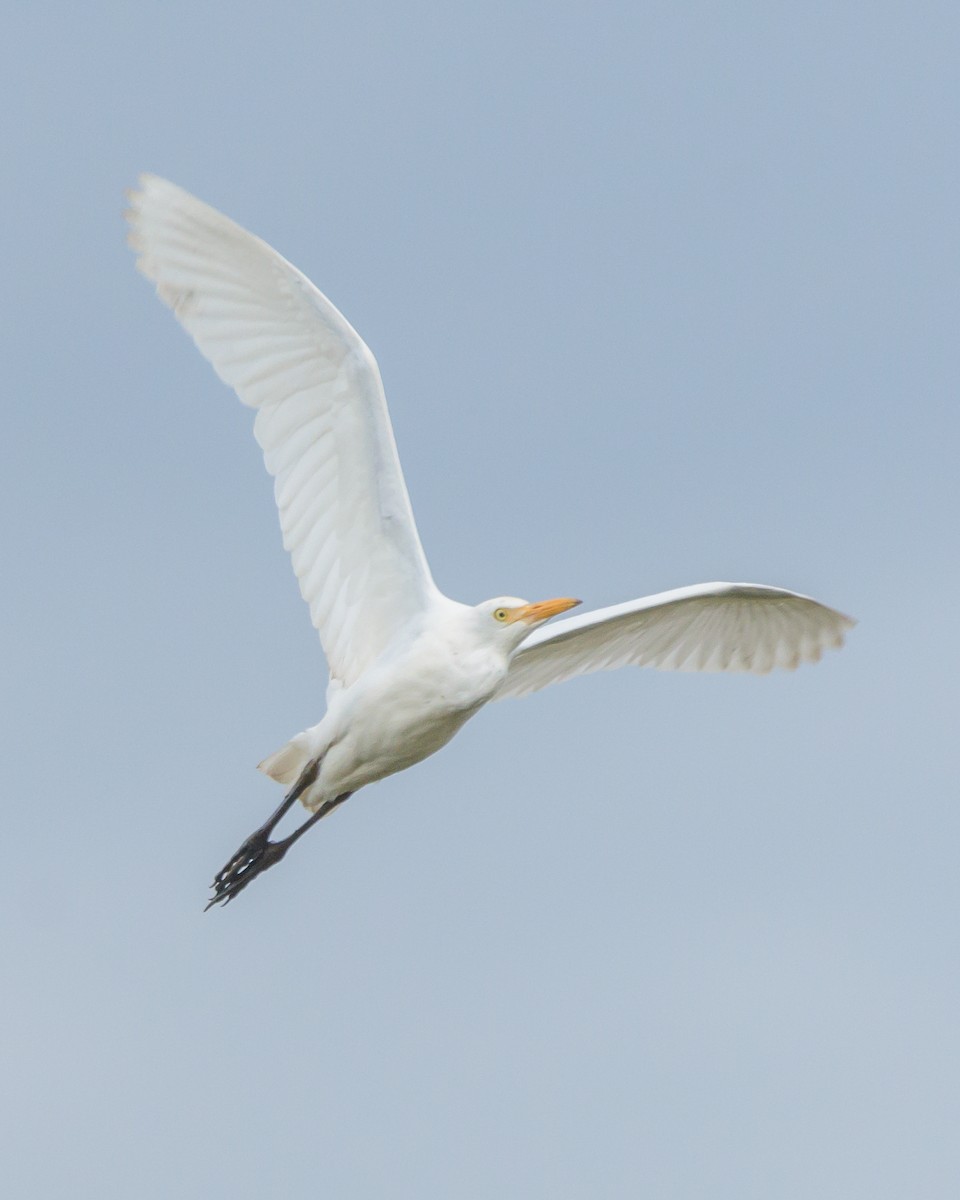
[258,739,311,786]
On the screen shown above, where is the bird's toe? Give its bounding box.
[206,836,290,909]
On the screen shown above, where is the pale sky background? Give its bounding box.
[3,3,959,1197]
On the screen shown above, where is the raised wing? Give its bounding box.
[496,583,854,700]
[126,175,439,688]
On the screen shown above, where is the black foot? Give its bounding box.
[204,783,353,911]
[205,829,290,910]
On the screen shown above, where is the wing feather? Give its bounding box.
[496,583,854,700]
[127,175,439,687]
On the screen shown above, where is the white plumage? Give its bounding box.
[496,582,850,699]
[126,176,854,906]
[128,175,437,691]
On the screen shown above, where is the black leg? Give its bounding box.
[205,762,351,910]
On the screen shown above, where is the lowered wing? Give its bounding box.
[497,582,854,700]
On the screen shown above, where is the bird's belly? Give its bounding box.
[316,653,503,797]
[320,701,477,797]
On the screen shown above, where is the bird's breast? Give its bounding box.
[401,636,507,714]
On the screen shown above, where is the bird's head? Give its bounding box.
[476,595,581,648]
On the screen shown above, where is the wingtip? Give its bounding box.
[123,173,178,218]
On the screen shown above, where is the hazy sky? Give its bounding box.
[3,3,959,1197]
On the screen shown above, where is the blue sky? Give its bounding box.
[3,3,959,1197]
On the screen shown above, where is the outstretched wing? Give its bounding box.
[496,583,854,700]
[127,175,439,689]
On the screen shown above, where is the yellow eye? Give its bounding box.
[494,608,509,622]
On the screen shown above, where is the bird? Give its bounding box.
[125,175,855,909]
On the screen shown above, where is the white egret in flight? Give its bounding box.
[125,176,854,908]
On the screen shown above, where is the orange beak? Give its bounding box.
[512,596,581,624]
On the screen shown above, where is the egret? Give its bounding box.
[125,176,854,909]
